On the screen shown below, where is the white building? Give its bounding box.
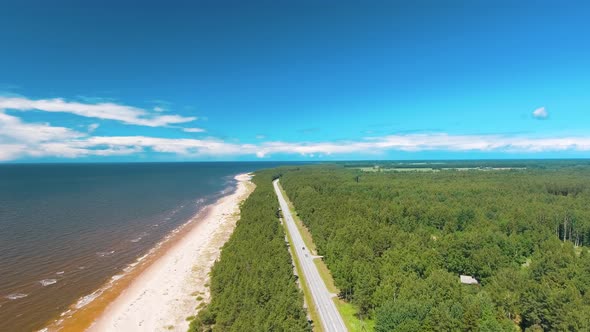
[460,275,479,285]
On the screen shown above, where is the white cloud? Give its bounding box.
[74,136,251,157]
[66,133,590,160]
[183,127,206,133]
[0,143,27,162]
[533,106,548,119]
[256,134,266,139]
[0,112,84,143]
[87,123,100,132]
[153,106,166,112]
[0,97,196,127]
[251,134,590,157]
[0,111,87,161]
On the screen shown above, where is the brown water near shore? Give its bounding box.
[1,197,209,332]
[42,204,215,331]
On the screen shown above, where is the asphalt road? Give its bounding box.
[273,179,348,332]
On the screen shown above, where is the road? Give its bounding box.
[273,179,348,332]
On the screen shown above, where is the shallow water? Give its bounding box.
[0,162,285,331]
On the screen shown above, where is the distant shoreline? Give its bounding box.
[41,173,254,332]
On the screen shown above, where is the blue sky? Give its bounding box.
[1,0,589,162]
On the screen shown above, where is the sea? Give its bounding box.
[0,162,289,332]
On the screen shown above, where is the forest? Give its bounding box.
[189,170,311,332]
[279,162,590,331]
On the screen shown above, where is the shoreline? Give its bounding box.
[43,173,254,332]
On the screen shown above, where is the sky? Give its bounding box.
[1,0,590,162]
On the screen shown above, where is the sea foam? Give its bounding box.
[75,290,103,309]
[6,293,28,300]
[40,279,57,286]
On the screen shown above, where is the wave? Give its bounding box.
[136,253,149,262]
[130,232,149,243]
[111,275,123,282]
[74,289,103,309]
[6,293,28,300]
[39,279,57,286]
[96,250,115,257]
[56,271,65,275]
[70,238,156,312]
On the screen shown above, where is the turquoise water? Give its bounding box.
[0,162,285,331]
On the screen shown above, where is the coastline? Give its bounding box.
[43,173,254,332]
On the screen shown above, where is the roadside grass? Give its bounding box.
[574,246,588,256]
[313,258,338,294]
[281,214,323,332]
[278,181,375,332]
[334,298,375,332]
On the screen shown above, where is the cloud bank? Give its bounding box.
[0,97,196,127]
[1,110,590,161]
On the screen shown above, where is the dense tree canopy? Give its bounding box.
[190,170,310,332]
[279,163,590,331]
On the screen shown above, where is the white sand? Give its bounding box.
[87,173,254,332]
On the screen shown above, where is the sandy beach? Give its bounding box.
[83,173,254,332]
